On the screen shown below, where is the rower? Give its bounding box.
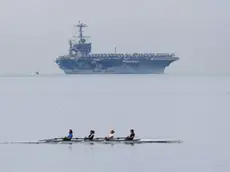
[105,130,115,140]
[84,130,95,141]
[63,129,73,141]
[125,129,135,140]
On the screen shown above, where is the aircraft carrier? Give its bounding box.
[55,22,179,74]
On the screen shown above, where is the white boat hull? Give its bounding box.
[0,138,183,145]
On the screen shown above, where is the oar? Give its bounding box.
[93,137,127,140]
[38,137,85,142]
[38,138,62,142]
[116,137,126,139]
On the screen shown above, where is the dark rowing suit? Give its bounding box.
[125,133,135,140]
[85,133,94,141]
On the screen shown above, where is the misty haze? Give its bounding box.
[0,0,229,75]
[0,1,230,172]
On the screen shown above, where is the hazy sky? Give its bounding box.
[0,0,229,74]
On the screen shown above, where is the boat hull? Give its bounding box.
[1,138,183,145]
[55,22,180,75]
[55,58,178,74]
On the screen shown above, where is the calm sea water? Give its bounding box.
[0,74,229,172]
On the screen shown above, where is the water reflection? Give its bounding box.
[68,145,72,151]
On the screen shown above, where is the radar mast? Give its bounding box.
[74,21,89,44]
[71,21,92,56]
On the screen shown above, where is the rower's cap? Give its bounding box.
[130,129,134,132]
[90,130,95,133]
[69,129,73,133]
[110,130,115,133]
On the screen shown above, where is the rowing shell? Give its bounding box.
[0,138,183,145]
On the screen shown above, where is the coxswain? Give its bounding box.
[84,130,95,141]
[63,129,73,141]
[125,129,135,140]
[105,130,115,140]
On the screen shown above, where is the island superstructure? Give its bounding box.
[55,22,179,74]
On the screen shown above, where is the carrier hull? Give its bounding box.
[56,58,178,74]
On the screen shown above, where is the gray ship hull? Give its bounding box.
[62,68,165,74]
[56,58,177,74]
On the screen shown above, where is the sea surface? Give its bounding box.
[0,74,229,172]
